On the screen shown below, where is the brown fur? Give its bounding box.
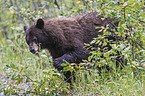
[24,11,119,83]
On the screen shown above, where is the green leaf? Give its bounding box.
[120,44,125,50]
[124,46,130,52]
[98,0,102,4]
[135,3,140,10]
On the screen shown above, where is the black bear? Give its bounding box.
[24,11,124,83]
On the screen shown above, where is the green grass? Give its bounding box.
[0,27,145,96]
[73,68,145,95]
[1,37,144,95]
[0,0,145,95]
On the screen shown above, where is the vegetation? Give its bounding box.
[0,0,145,95]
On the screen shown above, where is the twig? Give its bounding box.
[54,0,60,9]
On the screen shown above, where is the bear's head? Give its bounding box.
[24,19,50,55]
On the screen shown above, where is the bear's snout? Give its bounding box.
[29,47,38,55]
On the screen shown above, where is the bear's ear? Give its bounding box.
[24,26,28,32]
[36,19,44,29]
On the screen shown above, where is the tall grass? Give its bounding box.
[0,0,145,95]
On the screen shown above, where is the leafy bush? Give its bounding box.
[0,0,144,95]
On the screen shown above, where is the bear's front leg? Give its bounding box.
[53,53,74,71]
[53,48,90,70]
[54,57,74,83]
[53,53,75,83]
[53,48,90,83]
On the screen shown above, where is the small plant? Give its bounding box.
[0,0,144,95]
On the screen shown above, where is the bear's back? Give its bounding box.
[43,12,100,45]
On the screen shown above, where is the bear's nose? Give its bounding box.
[30,47,36,54]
